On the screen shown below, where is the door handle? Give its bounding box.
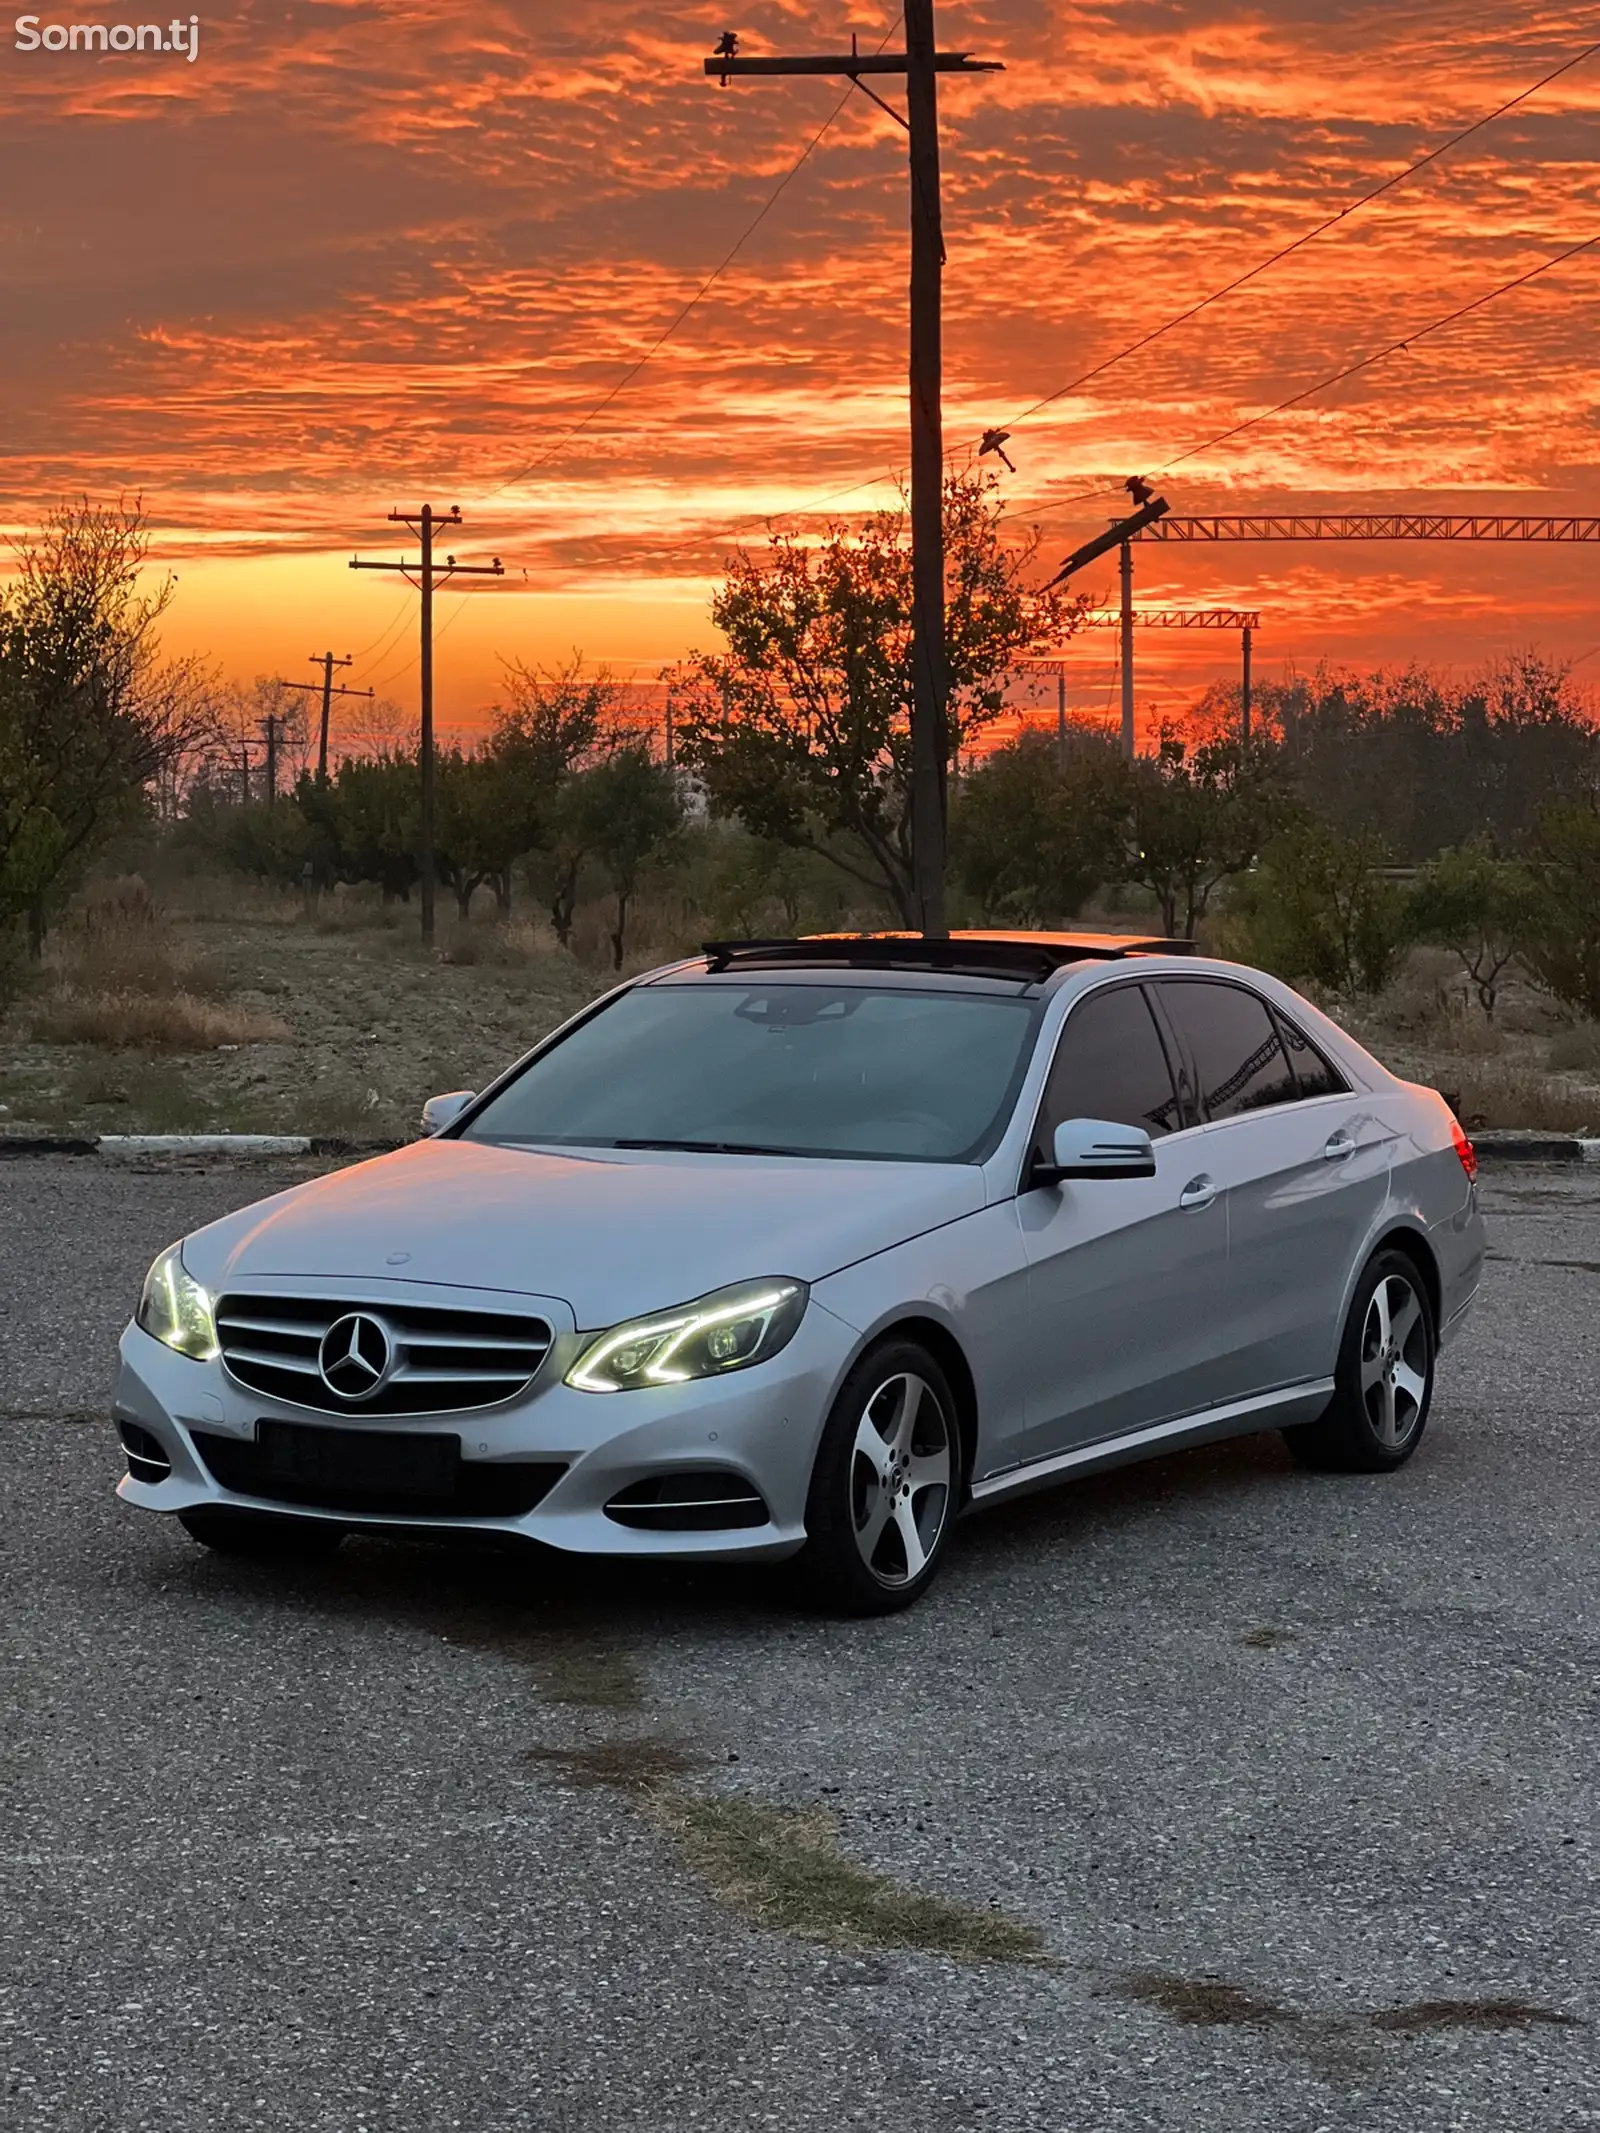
[1324,1130,1357,1161]
[1178,1175,1217,1212]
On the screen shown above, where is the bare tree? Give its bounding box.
[0,496,211,949]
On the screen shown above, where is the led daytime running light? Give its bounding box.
[567,1281,805,1393]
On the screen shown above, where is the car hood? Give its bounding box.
[181,1137,986,1328]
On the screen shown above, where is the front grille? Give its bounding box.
[117,1419,171,1484]
[605,1470,770,1532]
[191,1425,565,1520]
[215,1294,553,1416]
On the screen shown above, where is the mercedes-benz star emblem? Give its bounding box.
[318,1312,393,1401]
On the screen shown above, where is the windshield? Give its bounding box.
[462,980,1039,1163]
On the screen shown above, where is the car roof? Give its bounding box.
[694,931,1199,986]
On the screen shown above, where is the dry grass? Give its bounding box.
[31,990,291,1051]
[437,916,558,969]
[648,1792,1049,1966]
[1547,1023,1600,1074]
[55,877,226,1000]
[1446,1065,1598,1134]
[1122,1973,1294,2028]
[525,1739,709,1792]
[1368,1998,1579,2034]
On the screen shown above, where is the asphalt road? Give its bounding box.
[2,1156,1597,2131]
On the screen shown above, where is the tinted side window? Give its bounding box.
[1273,1008,1349,1099]
[1038,985,1184,1148]
[1160,980,1298,1120]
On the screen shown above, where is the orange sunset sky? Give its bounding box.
[5,1,1600,744]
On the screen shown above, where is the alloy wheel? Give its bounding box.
[849,1371,952,1588]
[1359,1273,1429,1449]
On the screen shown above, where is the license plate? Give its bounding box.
[256,1421,460,1499]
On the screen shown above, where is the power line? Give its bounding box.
[349,598,418,684]
[479,11,903,505]
[996,32,1600,439]
[347,588,415,663]
[757,27,1600,536]
[1152,227,1600,477]
[501,27,1600,581]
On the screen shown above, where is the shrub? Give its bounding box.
[1224,821,1413,996]
[1518,802,1600,1020]
[1410,840,1536,1018]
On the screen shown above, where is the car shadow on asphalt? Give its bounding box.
[132,1426,1310,1669]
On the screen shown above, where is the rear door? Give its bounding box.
[1008,980,1233,1469]
[1154,978,1394,1394]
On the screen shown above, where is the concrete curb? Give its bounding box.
[0,1134,408,1160]
[1470,1133,1600,1165]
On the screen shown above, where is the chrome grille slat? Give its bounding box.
[215,1314,323,1343]
[223,1345,323,1375]
[395,1365,538,1384]
[216,1293,554,1417]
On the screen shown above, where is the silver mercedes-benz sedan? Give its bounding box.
[114,932,1485,1613]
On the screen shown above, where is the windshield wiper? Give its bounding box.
[610,1137,807,1157]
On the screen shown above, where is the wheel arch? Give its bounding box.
[859,1314,980,1500]
[1369,1222,1443,1332]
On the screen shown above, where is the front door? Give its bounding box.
[1008,980,1232,1471]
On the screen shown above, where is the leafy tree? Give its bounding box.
[691,824,853,940]
[675,473,1082,925]
[1261,655,1599,860]
[1227,820,1414,996]
[1517,801,1600,1019]
[220,795,313,887]
[951,728,1125,925]
[0,497,209,952]
[1122,731,1289,939]
[563,747,681,968]
[326,752,420,903]
[1410,840,1536,1018]
[435,748,526,919]
[444,660,616,925]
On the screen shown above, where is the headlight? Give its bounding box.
[566,1278,808,1393]
[135,1243,219,1362]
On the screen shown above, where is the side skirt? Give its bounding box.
[966,1380,1335,1510]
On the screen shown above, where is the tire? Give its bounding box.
[795,1338,961,1615]
[1283,1247,1436,1474]
[177,1507,345,1560]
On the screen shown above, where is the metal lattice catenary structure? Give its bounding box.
[1139,514,1600,544]
[1068,512,1600,754]
[1023,609,1263,757]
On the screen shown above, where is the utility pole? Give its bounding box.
[1044,492,1170,762]
[1118,541,1135,760]
[260,713,278,803]
[350,507,503,944]
[1241,623,1253,748]
[706,14,1002,936]
[275,654,375,786]
[1056,666,1067,767]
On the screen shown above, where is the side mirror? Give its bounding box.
[1033,1117,1157,1186]
[420,1089,476,1136]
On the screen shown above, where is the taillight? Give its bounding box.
[1450,1115,1478,1183]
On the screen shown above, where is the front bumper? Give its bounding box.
[113,1290,852,1563]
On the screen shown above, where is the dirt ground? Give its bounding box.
[0,884,600,1140]
[1,881,1598,1139]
